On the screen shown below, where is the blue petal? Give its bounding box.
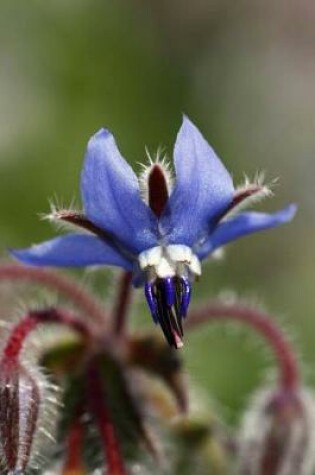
[196,204,297,260]
[10,234,133,270]
[160,116,234,246]
[81,129,158,253]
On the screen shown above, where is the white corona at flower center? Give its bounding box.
[138,244,202,279]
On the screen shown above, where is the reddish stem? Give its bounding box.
[62,405,86,475]
[2,307,91,364]
[0,263,107,328]
[186,301,299,390]
[87,361,127,475]
[111,272,133,336]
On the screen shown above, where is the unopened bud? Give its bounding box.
[238,386,315,475]
[0,361,57,473]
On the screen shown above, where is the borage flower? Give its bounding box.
[11,117,296,348]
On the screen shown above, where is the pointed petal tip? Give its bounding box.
[9,247,38,266]
[9,244,62,267]
[274,203,297,225]
[180,114,196,132]
[196,203,298,260]
[179,115,209,141]
[9,235,134,270]
[82,125,158,254]
[181,112,189,122]
[165,114,233,246]
[282,203,297,221]
[88,127,112,144]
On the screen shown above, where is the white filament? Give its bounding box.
[138,244,201,279]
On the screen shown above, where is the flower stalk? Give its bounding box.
[0,263,108,329]
[2,308,91,365]
[187,300,299,390]
[112,271,133,336]
[87,360,127,475]
[62,404,86,475]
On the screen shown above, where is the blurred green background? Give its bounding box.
[0,0,314,423]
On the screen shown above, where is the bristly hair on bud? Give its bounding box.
[0,309,66,474]
[0,360,59,474]
[238,385,315,475]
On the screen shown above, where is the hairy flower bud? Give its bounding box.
[238,386,315,475]
[0,361,56,473]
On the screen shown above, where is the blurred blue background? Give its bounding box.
[1,0,314,423]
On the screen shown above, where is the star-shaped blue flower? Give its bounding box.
[12,117,296,348]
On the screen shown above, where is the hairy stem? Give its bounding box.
[62,404,86,475]
[0,263,107,329]
[87,361,127,475]
[2,307,91,364]
[111,272,133,336]
[187,300,299,390]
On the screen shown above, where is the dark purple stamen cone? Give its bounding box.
[0,362,40,473]
[144,277,192,348]
[145,282,158,324]
[179,277,191,318]
[163,277,176,307]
